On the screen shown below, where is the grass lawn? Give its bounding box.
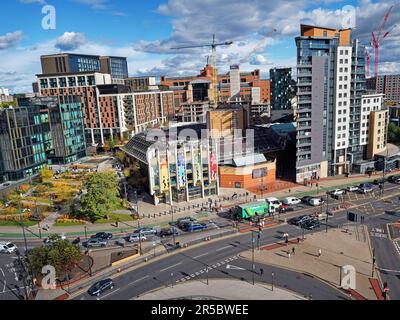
[0,220,37,227]
[94,213,135,224]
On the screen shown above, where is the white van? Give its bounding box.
[265,197,282,212]
[282,197,301,205]
[0,241,17,254]
[308,198,324,206]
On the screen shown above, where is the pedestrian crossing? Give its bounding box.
[175,255,240,283]
[393,241,400,256]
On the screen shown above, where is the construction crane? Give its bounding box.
[371,5,397,79]
[238,29,277,65]
[171,34,233,68]
[171,35,233,106]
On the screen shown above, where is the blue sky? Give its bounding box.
[0,0,399,93]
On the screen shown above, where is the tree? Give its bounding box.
[109,136,116,151]
[388,123,400,144]
[27,237,82,278]
[40,166,53,182]
[80,172,121,220]
[115,150,125,163]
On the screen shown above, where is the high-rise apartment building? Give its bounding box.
[367,75,400,103]
[269,68,295,110]
[295,24,387,183]
[40,53,128,82]
[0,87,13,104]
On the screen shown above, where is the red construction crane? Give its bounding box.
[371,5,397,79]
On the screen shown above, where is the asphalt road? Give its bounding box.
[2,182,400,300]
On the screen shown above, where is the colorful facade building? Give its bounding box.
[122,125,219,205]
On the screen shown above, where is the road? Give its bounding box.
[2,182,400,300]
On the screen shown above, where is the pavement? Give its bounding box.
[135,278,305,300]
[240,226,377,299]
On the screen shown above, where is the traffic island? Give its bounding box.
[240,226,379,300]
[134,278,306,300]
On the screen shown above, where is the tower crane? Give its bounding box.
[171,35,233,106]
[371,5,398,79]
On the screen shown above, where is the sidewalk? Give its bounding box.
[240,226,378,300]
[135,278,305,300]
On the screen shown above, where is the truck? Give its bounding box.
[236,201,270,220]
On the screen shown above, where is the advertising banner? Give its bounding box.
[210,151,218,181]
[160,155,169,192]
[177,151,186,188]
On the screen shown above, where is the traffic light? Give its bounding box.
[347,212,358,222]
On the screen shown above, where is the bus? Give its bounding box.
[236,201,270,220]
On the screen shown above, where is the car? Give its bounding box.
[373,178,385,185]
[82,238,108,248]
[129,234,147,242]
[388,175,400,183]
[358,183,374,194]
[288,215,313,226]
[346,186,359,192]
[308,198,324,206]
[116,238,126,247]
[182,223,207,232]
[282,197,301,205]
[303,219,321,230]
[0,241,17,254]
[133,227,157,236]
[91,232,113,240]
[329,189,346,196]
[87,278,114,297]
[159,227,179,238]
[301,196,313,204]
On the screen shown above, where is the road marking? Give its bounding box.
[216,263,221,267]
[128,275,149,286]
[159,262,182,273]
[0,268,5,293]
[195,272,200,276]
[185,276,191,280]
[226,264,246,270]
[0,286,26,295]
[190,274,195,278]
[393,241,400,256]
[99,288,120,300]
[216,245,232,252]
[211,265,216,268]
[199,270,204,274]
[193,253,208,259]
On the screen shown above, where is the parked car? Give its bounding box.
[329,189,346,196]
[87,278,114,297]
[133,227,156,236]
[282,197,301,205]
[0,241,17,254]
[303,219,321,230]
[373,178,385,185]
[159,227,179,238]
[387,175,400,183]
[129,234,147,242]
[91,232,113,240]
[116,238,126,247]
[308,198,325,206]
[358,183,374,194]
[182,223,208,232]
[288,215,313,226]
[346,185,359,192]
[301,196,313,204]
[82,238,108,248]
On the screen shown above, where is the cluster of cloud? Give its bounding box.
[2,0,400,93]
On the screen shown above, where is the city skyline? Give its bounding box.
[0,0,399,93]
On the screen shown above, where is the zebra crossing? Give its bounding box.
[393,241,400,256]
[175,255,240,283]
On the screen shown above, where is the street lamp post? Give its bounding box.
[271,272,274,291]
[84,226,88,241]
[325,192,329,233]
[171,272,174,288]
[18,196,28,254]
[171,205,176,246]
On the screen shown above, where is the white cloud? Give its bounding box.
[72,0,109,10]
[55,32,86,51]
[19,0,46,4]
[0,31,23,50]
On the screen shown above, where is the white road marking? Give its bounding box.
[128,275,149,286]
[193,253,208,259]
[0,268,5,293]
[0,286,26,295]
[99,288,120,300]
[199,270,204,274]
[159,262,182,273]
[195,272,200,276]
[190,274,195,277]
[216,245,232,252]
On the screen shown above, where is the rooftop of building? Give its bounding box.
[36,71,110,77]
[40,53,127,59]
[376,143,400,158]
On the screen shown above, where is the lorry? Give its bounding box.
[235,201,270,220]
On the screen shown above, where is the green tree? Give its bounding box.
[388,123,400,144]
[80,172,121,220]
[40,166,53,182]
[109,136,116,151]
[27,237,82,277]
